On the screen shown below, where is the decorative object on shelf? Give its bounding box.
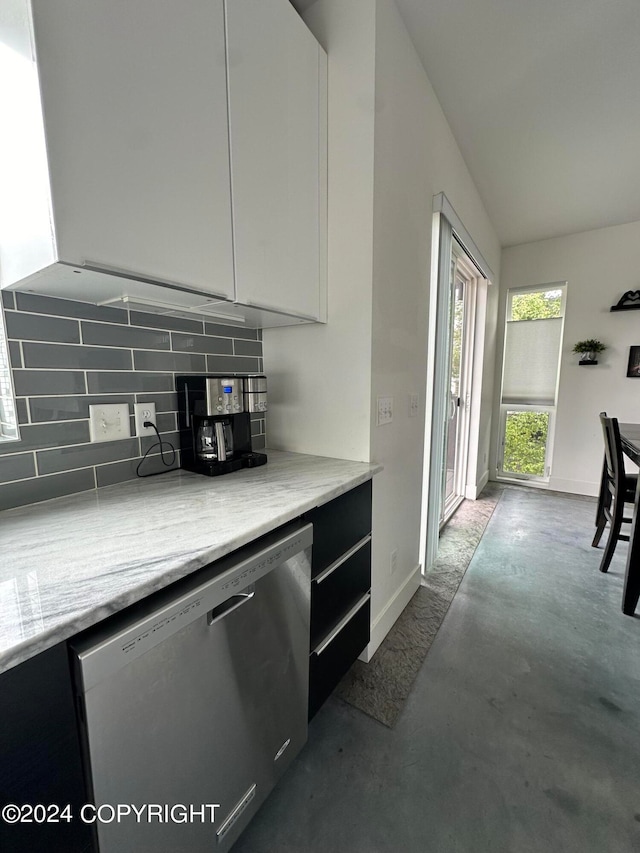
[627,346,640,377]
[611,290,640,312]
[573,339,607,365]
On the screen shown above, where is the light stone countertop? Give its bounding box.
[0,450,381,675]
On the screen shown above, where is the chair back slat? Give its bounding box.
[599,412,625,488]
[593,411,637,575]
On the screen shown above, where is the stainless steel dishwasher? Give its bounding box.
[70,521,312,853]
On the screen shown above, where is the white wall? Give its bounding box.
[263,0,376,463]
[498,219,640,496]
[266,0,500,659]
[366,0,500,652]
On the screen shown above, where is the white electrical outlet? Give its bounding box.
[376,396,393,426]
[89,403,131,443]
[409,394,419,417]
[134,403,157,436]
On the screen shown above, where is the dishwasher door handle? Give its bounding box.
[207,586,255,626]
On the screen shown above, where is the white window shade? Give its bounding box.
[501,317,562,406]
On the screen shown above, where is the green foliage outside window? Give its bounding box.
[511,290,562,321]
[502,287,561,478]
[503,411,549,476]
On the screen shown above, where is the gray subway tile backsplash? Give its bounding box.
[206,354,262,373]
[138,414,176,442]
[0,453,36,485]
[0,421,91,456]
[23,342,133,371]
[8,341,21,368]
[133,350,207,373]
[0,293,265,509]
[233,338,262,357]
[156,412,177,433]
[133,391,179,413]
[86,371,175,394]
[13,369,87,397]
[130,311,204,335]
[140,429,180,457]
[37,437,140,476]
[250,418,266,437]
[81,321,170,350]
[204,321,259,341]
[171,332,234,355]
[96,453,180,488]
[29,394,137,423]
[0,469,96,512]
[15,292,128,324]
[5,311,81,344]
[16,398,29,425]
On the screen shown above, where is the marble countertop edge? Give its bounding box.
[0,451,381,675]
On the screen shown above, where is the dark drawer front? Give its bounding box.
[309,594,371,720]
[305,481,372,578]
[310,537,371,650]
[0,644,93,853]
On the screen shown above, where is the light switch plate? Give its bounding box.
[89,403,131,443]
[376,396,393,426]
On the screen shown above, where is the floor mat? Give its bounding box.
[333,483,503,727]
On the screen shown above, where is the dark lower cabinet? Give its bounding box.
[0,479,375,849]
[0,644,94,853]
[308,593,371,720]
[305,480,373,719]
[310,538,371,650]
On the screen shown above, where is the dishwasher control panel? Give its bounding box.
[120,598,205,657]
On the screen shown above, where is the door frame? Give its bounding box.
[441,244,478,526]
[420,194,495,574]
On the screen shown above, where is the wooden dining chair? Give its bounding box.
[592,412,638,573]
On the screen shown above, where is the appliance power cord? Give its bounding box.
[135,421,179,478]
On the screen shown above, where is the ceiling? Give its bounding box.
[291,0,640,247]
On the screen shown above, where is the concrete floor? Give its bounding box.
[234,487,640,853]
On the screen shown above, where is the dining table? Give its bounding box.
[618,423,640,615]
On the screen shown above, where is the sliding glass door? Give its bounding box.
[441,251,473,524]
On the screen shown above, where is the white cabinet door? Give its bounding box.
[225,0,327,321]
[30,0,235,301]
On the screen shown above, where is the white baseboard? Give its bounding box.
[465,469,489,500]
[360,564,422,662]
[547,477,599,497]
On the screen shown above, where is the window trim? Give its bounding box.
[497,404,556,483]
[506,281,567,322]
[496,281,567,484]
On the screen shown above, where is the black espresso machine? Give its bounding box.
[176,374,268,476]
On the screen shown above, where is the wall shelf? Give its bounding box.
[610,290,640,311]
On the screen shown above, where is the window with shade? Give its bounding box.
[498,283,566,481]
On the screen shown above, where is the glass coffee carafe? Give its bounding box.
[195,418,234,463]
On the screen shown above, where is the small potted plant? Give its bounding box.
[572,339,607,365]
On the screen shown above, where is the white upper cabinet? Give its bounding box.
[2,0,236,302]
[226,0,327,322]
[0,0,327,327]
